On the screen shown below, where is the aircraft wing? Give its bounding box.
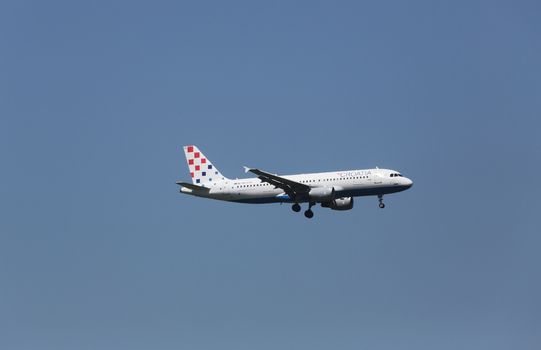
[244,167,310,199]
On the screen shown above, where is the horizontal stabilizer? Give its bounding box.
[176,181,209,191]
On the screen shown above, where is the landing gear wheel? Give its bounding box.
[304,210,314,219]
[292,203,301,212]
[379,203,385,209]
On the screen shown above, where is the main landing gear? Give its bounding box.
[304,201,316,219]
[378,194,385,209]
[291,202,315,218]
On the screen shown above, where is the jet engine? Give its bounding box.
[321,197,354,211]
[308,187,335,201]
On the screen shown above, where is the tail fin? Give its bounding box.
[183,145,227,185]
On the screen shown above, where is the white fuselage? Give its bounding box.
[180,168,413,204]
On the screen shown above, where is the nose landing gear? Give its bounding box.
[378,194,385,209]
[292,203,301,212]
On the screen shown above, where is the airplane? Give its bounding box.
[177,145,413,218]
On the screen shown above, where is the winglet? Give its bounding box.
[243,166,252,173]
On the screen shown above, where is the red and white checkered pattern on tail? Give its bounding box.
[183,145,226,186]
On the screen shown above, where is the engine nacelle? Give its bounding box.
[308,187,335,201]
[321,197,354,211]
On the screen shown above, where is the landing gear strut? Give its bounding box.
[304,201,316,219]
[378,194,385,209]
[292,203,301,212]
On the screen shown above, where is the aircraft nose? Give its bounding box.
[404,177,413,188]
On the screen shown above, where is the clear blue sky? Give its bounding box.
[1,1,540,349]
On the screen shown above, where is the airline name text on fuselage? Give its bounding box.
[336,170,372,178]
